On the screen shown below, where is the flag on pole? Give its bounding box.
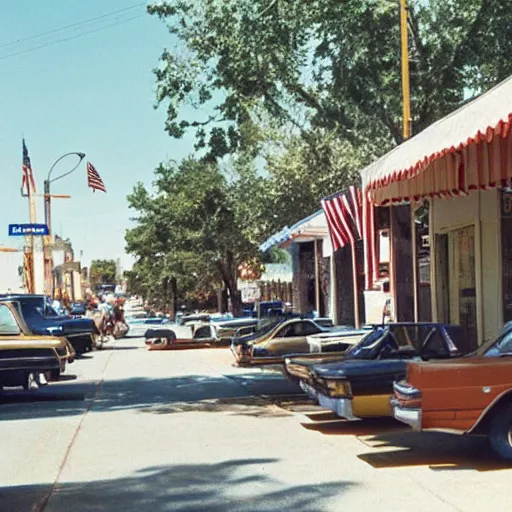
[86,162,107,193]
[320,185,363,251]
[22,139,36,195]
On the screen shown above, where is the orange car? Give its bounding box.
[392,321,512,460]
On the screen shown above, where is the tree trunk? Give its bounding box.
[218,252,241,316]
[170,277,178,320]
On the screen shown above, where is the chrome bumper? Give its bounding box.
[317,392,359,421]
[299,381,318,400]
[391,399,422,431]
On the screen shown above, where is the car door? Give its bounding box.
[267,321,319,356]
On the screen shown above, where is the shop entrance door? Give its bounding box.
[450,226,477,351]
[436,226,477,352]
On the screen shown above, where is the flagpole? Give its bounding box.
[26,182,37,293]
[400,0,411,139]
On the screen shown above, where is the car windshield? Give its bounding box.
[17,297,60,320]
[482,324,512,357]
[233,317,283,342]
[344,327,387,360]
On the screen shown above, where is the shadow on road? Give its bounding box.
[0,372,304,422]
[301,417,404,437]
[357,430,511,472]
[0,458,354,512]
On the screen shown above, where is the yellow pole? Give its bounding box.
[400,0,411,140]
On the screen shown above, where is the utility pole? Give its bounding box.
[400,0,411,140]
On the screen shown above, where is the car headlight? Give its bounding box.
[325,380,352,398]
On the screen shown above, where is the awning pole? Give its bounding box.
[352,242,361,328]
[314,239,321,315]
[400,0,411,139]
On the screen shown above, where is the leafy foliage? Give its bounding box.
[148,0,512,158]
[125,158,269,311]
[89,259,117,289]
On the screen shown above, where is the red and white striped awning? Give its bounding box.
[361,74,512,205]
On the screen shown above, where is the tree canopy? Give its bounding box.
[125,157,271,311]
[148,0,512,159]
[89,259,117,288]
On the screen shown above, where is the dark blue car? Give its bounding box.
[0,294,98,355]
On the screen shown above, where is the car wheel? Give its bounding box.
[50,369,61,381]
[489,404,512,460]
[23,373,39,391]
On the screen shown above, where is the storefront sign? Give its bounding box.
[241,286,261,303]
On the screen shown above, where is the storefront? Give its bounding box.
[361,74,512,346]
[260,211,334,318]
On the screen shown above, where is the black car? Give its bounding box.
[0,295,98,356]
[285,322,466,421]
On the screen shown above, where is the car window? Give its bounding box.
[0,304,21,335]
[421,328,448,354]
[299,321,322,336]
[276,324,296,337]
[494,330,512,354]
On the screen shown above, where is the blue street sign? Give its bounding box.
[8,224,49,236]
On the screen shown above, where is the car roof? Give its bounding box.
[370,322,460,328]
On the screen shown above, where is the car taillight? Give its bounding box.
[393,380,421,400]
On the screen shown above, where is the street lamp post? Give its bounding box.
[43,152,85,297]
[44,152,85,235]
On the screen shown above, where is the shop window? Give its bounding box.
[374,206,390,280]
[377,229,390,278]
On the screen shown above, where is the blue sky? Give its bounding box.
[0,1,197,271]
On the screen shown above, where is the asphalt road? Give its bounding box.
[1,329,511,512]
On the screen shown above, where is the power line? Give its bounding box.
[0,14,144,61]
[0,2,146,50]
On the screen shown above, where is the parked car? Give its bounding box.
[0,294,98,356]
[231,317,367,367]
[242,301,285,318]
[192,317,259,344]
[125,313,172,338]
[286,323,464,420]
[69,302,86,317]
[0,301,70,389]
[392,321,512,460]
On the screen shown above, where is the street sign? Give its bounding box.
[241,286,261,303]
[8,224,49,236]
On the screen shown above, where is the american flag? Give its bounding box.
[22,139,36,195]
[321,185,377,289]
[86,162,107,193]
[321,185,362,251]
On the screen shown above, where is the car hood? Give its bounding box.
[311,358,411,380]
[0,336,65,350]
[29,317,96,336]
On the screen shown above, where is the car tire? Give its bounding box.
[488,404,512,460]
[50,369,61,381]
[23,373,39,391]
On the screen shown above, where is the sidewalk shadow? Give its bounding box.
[301,417,405,437]
[357,430,512,472]
[0,458,355,512]
[0,372,305,422]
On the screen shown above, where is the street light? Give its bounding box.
[43,152,85,298]
[44,152,85,235]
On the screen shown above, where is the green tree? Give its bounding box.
[89,259,117,289]
[126,158,268,313]
[148,0,512,158]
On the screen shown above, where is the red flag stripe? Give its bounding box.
[87,162,107,193]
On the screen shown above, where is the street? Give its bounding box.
[1,332,511,512]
